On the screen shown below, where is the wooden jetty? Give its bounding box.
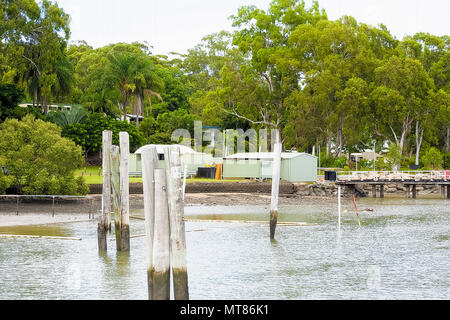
[335,170,450,199]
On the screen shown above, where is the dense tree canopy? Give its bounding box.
[0,0,448,176]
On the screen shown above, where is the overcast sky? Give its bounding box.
[55,0,450,55]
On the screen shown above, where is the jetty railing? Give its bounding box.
[0,194,97,217]
[336,170,449,182]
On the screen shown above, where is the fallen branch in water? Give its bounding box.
[0,234,82,240]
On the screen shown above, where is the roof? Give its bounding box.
[135,144,196,155]
[224,152,317,160]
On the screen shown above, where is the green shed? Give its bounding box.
[222,152,317,182]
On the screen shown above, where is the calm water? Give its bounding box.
[0,197,449,300]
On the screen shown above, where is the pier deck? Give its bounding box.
[334,170,450,198]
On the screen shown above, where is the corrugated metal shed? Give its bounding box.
[223,152,317,182]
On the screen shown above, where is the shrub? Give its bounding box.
[421,147,443,170]
[385,144,402,171]
[0,115,88,195]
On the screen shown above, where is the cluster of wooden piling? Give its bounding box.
[98,130,188,300]
[141,145,189,300]
[98,131,131,252]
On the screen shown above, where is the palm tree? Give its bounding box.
[103,47,164,124]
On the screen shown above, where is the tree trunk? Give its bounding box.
[446,127,449,153]
[415,121,423,166]
[43,95,48,115]
[136,94,142,127]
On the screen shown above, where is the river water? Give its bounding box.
[0,197,449,300]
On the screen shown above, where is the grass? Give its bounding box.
[75,166,245,185]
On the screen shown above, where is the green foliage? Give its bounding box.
[62,113,144,154]
[0,115,88,195]
[421,147,443,170]
[139,108,196,144]
[385,144,403,171]
[318,153,347,168]
[444,152,450,169]
[0,83,25,121]
[47,105,87,128]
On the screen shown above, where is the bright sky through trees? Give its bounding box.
[55,0,450,56]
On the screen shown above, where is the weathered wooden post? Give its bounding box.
[164,146,189,300]
[447,185,450,199]
[98,130,112,251]
[152,168,171,300]
[372,185,377,198]
[141,147,158,299]
[117,132,130,251]
[405,185,410,198]
[110,145,121,248]
[412,185,417,199]
[380,185,384,198]
[338,184,341,228]
[270,130,282,240]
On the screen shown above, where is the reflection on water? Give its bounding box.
[0,198,449,299]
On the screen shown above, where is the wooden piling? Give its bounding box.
[98,130,112,251]
[372,185,377,198]
[338,185,341,228]
[270,131,282,240]
[164,146,189,300]
[52,196,55,217]
[447,185,450,199]
[151,168,171,300]
[379,185,384,198]
[412,185,417,198]
[141,146,158,300]
[117,132,130,251]
[405,185,410,198]
[110,145,121,249]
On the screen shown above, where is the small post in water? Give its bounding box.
[270,130,282,240]
[338,185,342,228]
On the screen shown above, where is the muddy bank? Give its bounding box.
[0,182,444,225]
[89,181,297,195]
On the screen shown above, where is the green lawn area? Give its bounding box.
[75,166,244,185]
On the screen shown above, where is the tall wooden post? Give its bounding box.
[380,185,384,198]
[98,130,112,251]
[405,185,410,198]
[110,145,121,249]
[372,185,377,198]
[164,146,189,300]
[270,130,282,240]
[338,185,341,228]
[152,168,171,300]
[117,132,130,251]
[141,147,158,299]
[447,185,450,199]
